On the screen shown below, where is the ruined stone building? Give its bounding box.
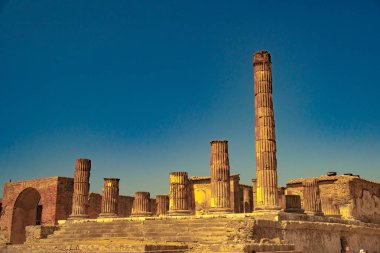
[0,51,379,253]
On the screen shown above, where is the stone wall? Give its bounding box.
[189,174,251,214]
[282,219,380,253]
[286,174,380,223]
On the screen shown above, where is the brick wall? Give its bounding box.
[0,177,73,243]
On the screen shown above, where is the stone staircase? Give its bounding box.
[1,216,301,253]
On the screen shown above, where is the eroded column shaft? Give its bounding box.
[132,192,152,216]
[156,195,169,216]
[252,179,257,210]
[99,178,119,217]
[303,179,323,215]
[70,158,91,218]
[253,51,279,210]
[169,172,190,215]
[210,140,231,212]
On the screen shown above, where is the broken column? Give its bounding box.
[99,178,119,217]
[70,158,91,219]
[132,192,152,216]
[302,179,323,216]
[169,172,190,215]
[253,51,280,210]
[252,178,257,210]
[156,195,169,216]
[210,140,232,213]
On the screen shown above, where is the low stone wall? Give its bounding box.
[282,220,380,253]
[25,225,59,243]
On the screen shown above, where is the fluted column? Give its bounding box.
[168,172,190,215]
[131,192,152,216]
[156,195,169,216]
[284,195,304,213]
[99,178,119,217]
[70,158,91,219]
[253,51,280,210]
[210,140,232,213]
[252,179,257,210]
[302,179,323,216]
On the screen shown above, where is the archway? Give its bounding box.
[10,187,42,244]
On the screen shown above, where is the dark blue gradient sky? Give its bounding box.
[1,1,379,196]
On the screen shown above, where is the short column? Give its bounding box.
[156,195,169,216]
[303,179,323,216]
[169,172,190,215]
[132,192,152,216]
[70,158,91,219]
[99,178,120,217]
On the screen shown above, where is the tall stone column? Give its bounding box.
[156,195,169,216]
[302,179,323,216]
[253,51,280,210]
[70,158,91,219]
[99,178,119,217]
[169,172,190,215]
[251,179,257,210]
[210,140,232,213]
[132,192,152,216]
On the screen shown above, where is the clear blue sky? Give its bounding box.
[1,1,379,197]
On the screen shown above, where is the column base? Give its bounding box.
[68,214,89,220]
[208,207,232,214]
[131,212,152,217]
[168,210,191,216]
[98,213,118,218]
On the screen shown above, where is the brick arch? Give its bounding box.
[10,187,42,244]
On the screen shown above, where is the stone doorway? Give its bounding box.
[10,187,42,244]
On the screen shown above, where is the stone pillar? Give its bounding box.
[302,179,323,216]
[284,195,304,213]
[99,178,119,217]
[169,172,190,215]
[243,187,252,213]
[210,140,232,213]
[253,51,280,210]
[251,179,257,210]
[70,158,91,219]
[156,195,169,216]
[132,192,152,216]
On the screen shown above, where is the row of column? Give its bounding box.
[69,140,234,219]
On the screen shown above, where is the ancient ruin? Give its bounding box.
[0,51,379,253]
